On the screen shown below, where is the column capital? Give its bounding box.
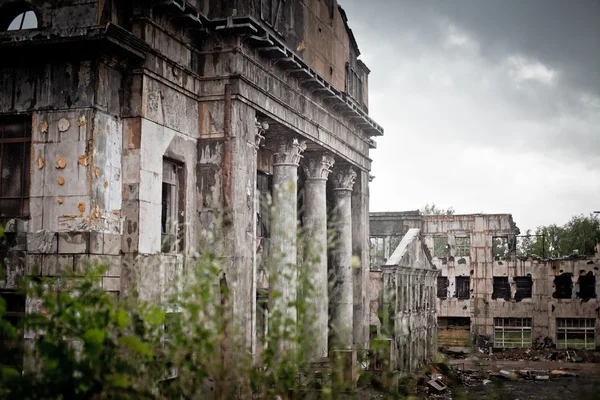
[272,137,306,166]
[332,166,357,191]
[302,152,335,181]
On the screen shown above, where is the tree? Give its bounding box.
[420,203,455,216]
[518,214,600,258]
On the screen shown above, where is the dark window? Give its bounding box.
[553,274,573,299]
[437,276,449,299]
[455,276,470,299]
[492,277,511,300]
[0,116,31,223]
[455,237,470,257]
[0,291,25,368]
[514,276,533,300]
[577,275,596,299]
[438,317,470,330]
[161,159,184,253]
[256,172,272,239]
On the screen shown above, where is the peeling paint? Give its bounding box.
[56,157,66,169]
[57,177,65,185]
[37,154,45,169]
[78,155,89,166]
[38,121,48,134]
[58,118,70,132]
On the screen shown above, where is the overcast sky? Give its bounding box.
[340,0,600,232]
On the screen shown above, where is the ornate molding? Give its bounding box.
[302,153,335,181]
[254,118,269,151]
[332,167,357,191]
[272,137,306,166]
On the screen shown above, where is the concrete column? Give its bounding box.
[301,152,335,360]
[330,166,357,349]
[269,137,305,352]
[352,169,370,350]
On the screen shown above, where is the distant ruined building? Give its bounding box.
[0,0,383,380]
[370,211,600,366]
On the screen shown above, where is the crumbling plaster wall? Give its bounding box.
[1,57,126,293]
[423,214,600,348]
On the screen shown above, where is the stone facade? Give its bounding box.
[0,0,382,366]
[370,212,600,351]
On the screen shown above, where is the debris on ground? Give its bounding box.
[465,347,599,363]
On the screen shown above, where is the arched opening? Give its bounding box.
[7,9,37,30]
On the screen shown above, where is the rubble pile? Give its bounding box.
[477,347,599,363]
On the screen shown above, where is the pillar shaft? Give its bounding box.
[330,167,357,349]
[269,137,305,352]
[302,153,334,360]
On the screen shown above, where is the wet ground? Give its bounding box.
[449,358,600,400]
[455,376,600,400]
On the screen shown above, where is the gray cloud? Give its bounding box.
[339,0,600,231]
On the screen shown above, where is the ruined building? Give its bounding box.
[370,212,600,351]
[0,0,383,368]
[369,215,438,377]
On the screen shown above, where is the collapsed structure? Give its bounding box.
[370,211,600,353]
[0,0,383,371]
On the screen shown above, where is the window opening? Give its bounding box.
[7,10,37,31]
[0,290,25,368]
[433,237,449,259]
[455,236,470,257]
[556,318,595,349]
[455,276,470,299]
[370,235,401,266]
[161,159,184,253]
[494,318,532,348]
[577,275,596,299]
[256,171,272,239]
[514,276,532,301]
[492,236,509,260]
[0,115,31,223]
[437,276,448,299]
[553,274,573,299]
[492,277,510,300]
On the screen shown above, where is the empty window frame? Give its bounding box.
[514,276,533,301]
[370,235,401,266]
[556,318,595,349]
[437,276,449,299]
[0,116,31,223]
[492,237,509,259]
[553,274,573,299]
[492,277,511,300]
[494,318,532,348]
[161,159,184,253]
[433,237,449,259]
[455,276,470,300]
[577,275,596,299]
[455,236,471,257]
